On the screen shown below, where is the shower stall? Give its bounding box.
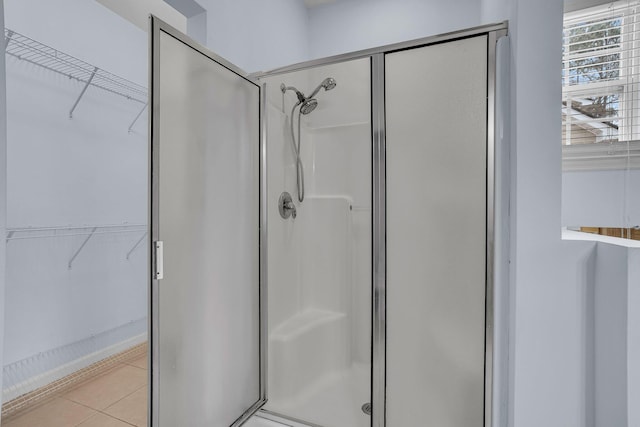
[149,16,508,427]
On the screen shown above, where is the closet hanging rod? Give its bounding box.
[4,28,148,105]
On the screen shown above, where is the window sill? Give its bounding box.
[562,228,640,248]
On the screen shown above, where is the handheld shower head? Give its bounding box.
[307,77,337,99]
[322,77,337,90]
[280,77,336,205]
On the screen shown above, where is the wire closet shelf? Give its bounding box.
[4,28,148,105]
[5,224,149,269]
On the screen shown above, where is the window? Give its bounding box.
[562,1,640,171]
[562,1,640,237]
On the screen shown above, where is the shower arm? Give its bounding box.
[306,82,325,100]
[281,84,306,103]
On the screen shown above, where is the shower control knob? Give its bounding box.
[279,192,297,220]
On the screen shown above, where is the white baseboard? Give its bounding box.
[2,333,147,402]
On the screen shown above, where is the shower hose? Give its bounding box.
[290,103,305,203]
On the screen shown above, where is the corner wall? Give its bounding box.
[197,0,310,73]
[96,0,187,33]
[0,0,7,413]
[593,243,628,426]
[307,0,482,60]
[629,248,640,427]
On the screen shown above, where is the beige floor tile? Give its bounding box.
[125,355,147,370]
[104,386,147,427]
[76,412,133,427]
[2,397,95,427]
[63,365,147,410]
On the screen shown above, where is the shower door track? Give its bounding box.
[253,20,508,427]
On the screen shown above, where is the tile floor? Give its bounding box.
[1,354,148,427]
[0,351,295,427]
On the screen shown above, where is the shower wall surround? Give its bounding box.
[149,16,507,427]
[262,58,372,427]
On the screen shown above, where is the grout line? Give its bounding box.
[94,410,138,427]
[68,406,100,427]
[101,382,147,412]
[62,377,146,413]
[59,395,99,410]
[71,410,137,427]
[61,385,144,427]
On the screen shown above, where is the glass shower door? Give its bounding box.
[149,17,264,427]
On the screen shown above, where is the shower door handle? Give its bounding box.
[154,241,164,280]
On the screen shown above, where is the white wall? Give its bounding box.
[197,0,310,73]
[96,0,187,33]
[563,169,640,228]
[307,0,482,59]
[2,0,148,394]
[0,0,7,412]
[5,0,147,85]
[628,248,640,427]
[491,1,597,426]
[593,243,628,426]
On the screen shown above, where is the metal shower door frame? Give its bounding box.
[255,21,508,427]
[148,15,268,427]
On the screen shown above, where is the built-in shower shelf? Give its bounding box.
[269,309,349,401]
[271,309,346,341]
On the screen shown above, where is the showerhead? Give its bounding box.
[308,77,337,99]
[281,77,336,115]
[300,98,318,115]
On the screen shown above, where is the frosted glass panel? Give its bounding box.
[386,36,488,426]
[155,31,260,426]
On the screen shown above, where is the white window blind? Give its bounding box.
[562,1,640,146]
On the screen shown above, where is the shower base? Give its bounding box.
[265,362,370,427]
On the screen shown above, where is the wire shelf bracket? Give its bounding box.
[69,66,97,119]
[126,231,147,260]
[68,227,97,270]
[128,103,148,133]
[4,28,148,122]
[5,29,13,49]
